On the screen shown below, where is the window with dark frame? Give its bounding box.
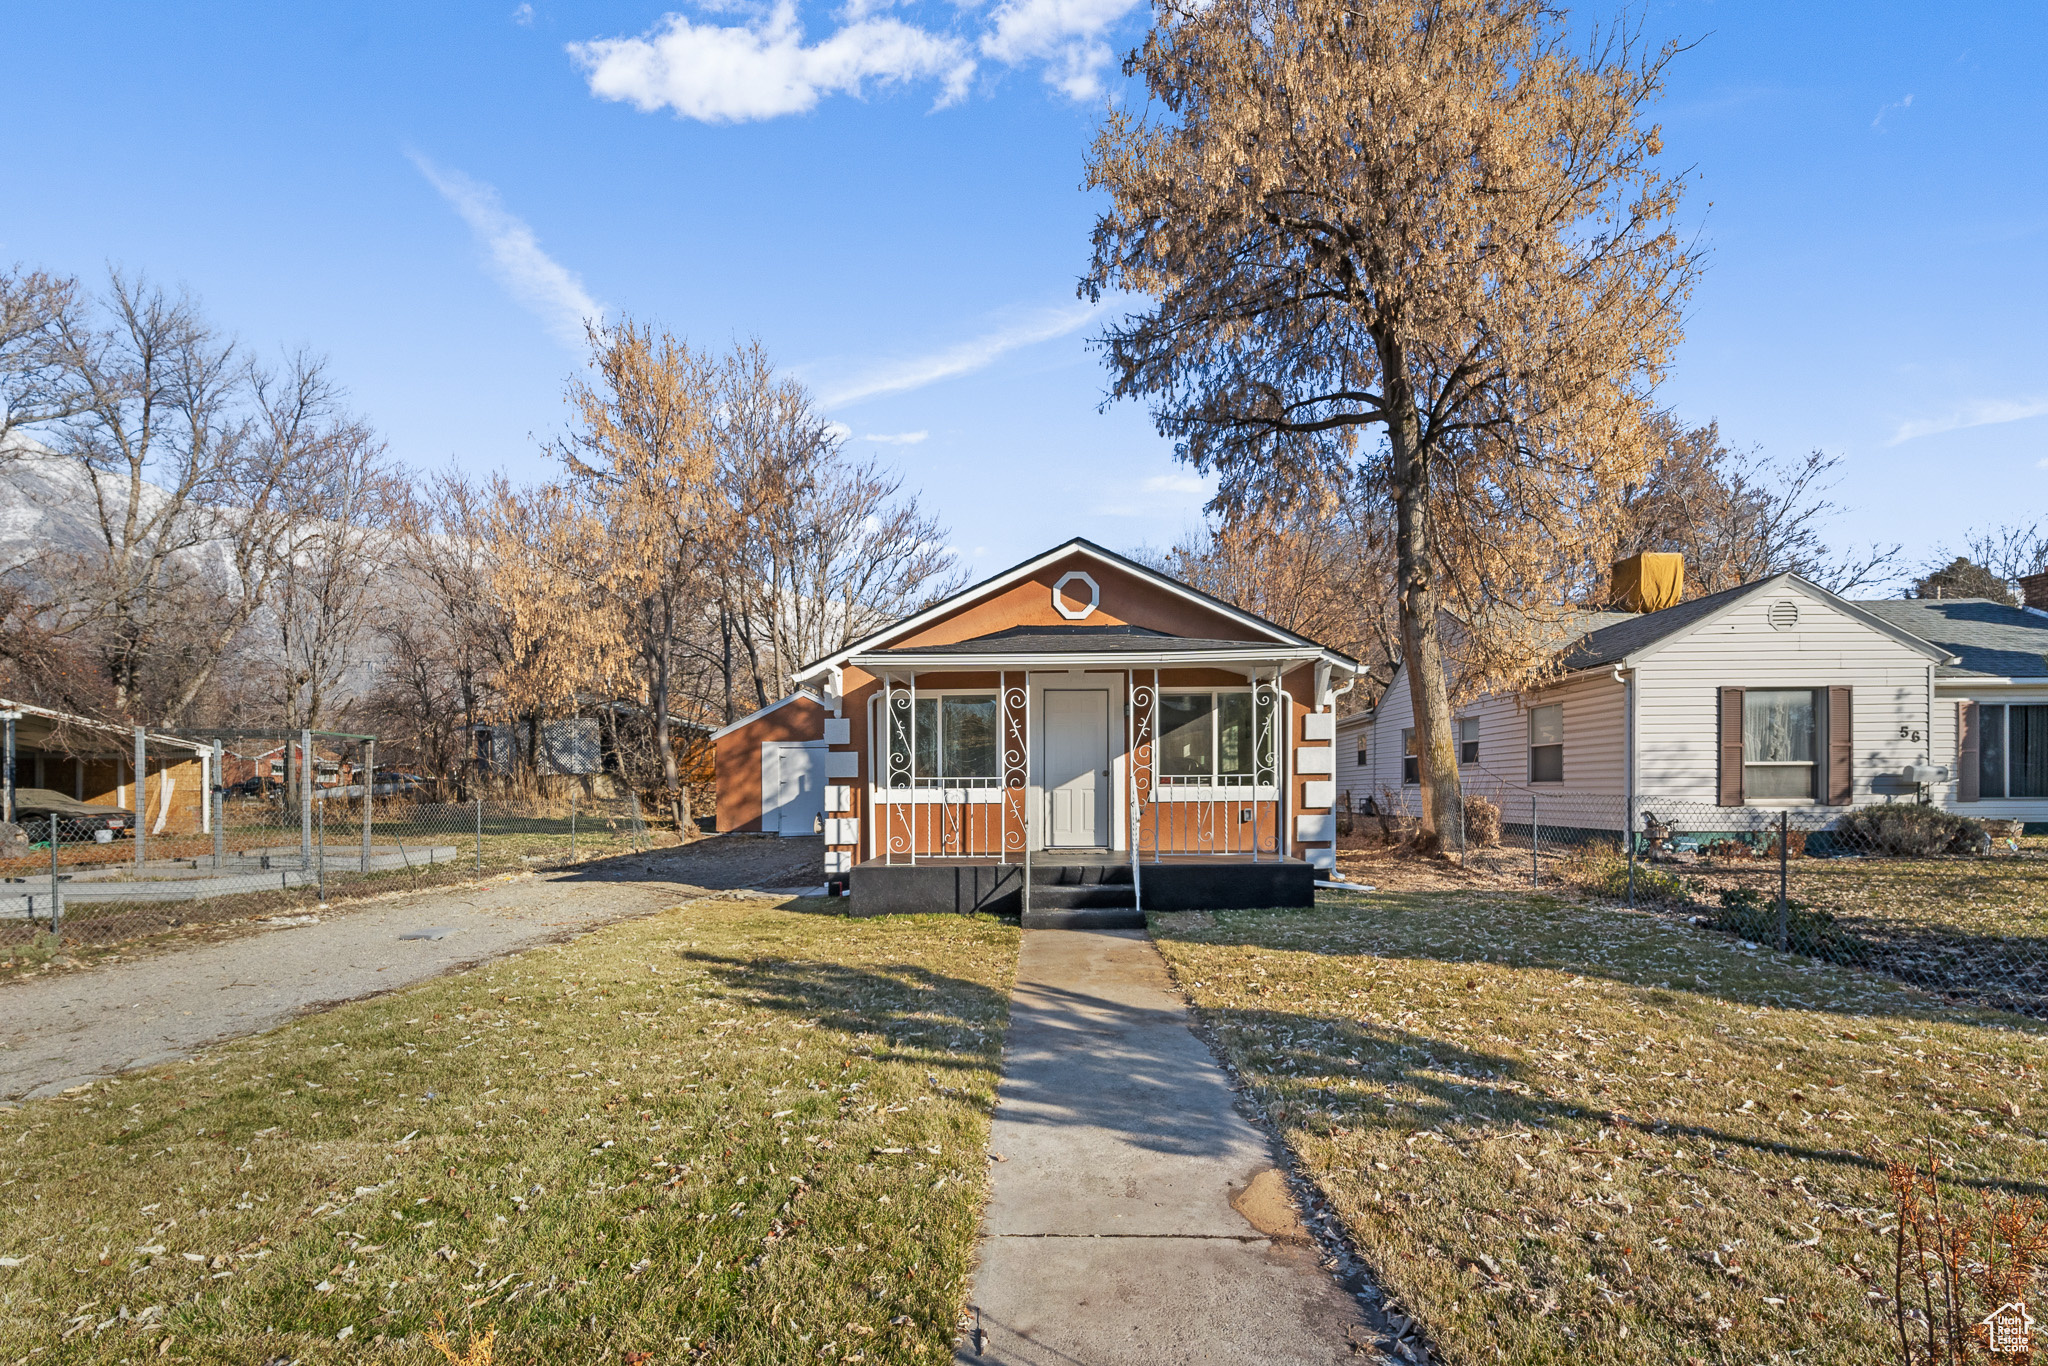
[1977,703,2048,799]
[1401,727,1418,785]
[1742,689,1818,800]
[1529,704,1563,783]
[885,694,998,785]
[1159,691,1272,784]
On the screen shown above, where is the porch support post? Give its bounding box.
[882,672,895,865]
[908,672,917,866]
[1022,675,1031,919]
[1127,671,1141,913]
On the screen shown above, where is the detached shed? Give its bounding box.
[711,690,839,835]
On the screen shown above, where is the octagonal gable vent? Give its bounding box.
[1767,599,1800,631]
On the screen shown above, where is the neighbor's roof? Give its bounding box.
[1558,582,1766,670]
[0,696,210,755]
[1852,598,2048,679]
[1556,573,1955,672]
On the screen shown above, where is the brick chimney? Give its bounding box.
[2020,572,2048,612]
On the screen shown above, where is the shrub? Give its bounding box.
[1710,886,1866,963]
[1571,845,1690,903]
[1838,804,1988,858]
[1462,795,1502,848]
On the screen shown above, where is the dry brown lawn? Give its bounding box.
[1149,890,2048,1366]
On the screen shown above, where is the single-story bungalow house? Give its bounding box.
[2,697,215,835]
[1336,560,2048,829]
[711,538,1362,922]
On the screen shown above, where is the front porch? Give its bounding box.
[847,849,1317,924]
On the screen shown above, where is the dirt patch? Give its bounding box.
[1228,1166,1314,1246]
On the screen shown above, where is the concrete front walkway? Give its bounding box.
[960,929,1371,1365]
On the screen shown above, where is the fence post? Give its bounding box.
[361,739,374,875]
[1530,791,1539,889]
[1777,809,1790,953]
[134,726,147,868]
[1626,805,1637,908]
[212,739,224,871]
[569,788,578,863]
[300,728,314,870]
[317,786,326,903]
[475,794,483,871]
[47,812,61,940]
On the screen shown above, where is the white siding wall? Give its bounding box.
[1935,684,2048,820]
[1335,714,1371,811]
[1357,666,1626,807]
[1634,583,1936,806]
[1457,672,1627,800]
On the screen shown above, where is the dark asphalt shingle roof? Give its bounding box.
[866,624,1284,657]
[1851,598,2048,678]
[1557,579,1775,669]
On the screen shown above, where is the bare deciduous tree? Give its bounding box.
[1086,0,1696,846]
[1613,419,1904,598]
[21,274,356,725]
[0,266,85,449]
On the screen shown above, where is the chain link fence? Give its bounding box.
[1351,781,2048,1018]
[0,779,656,956]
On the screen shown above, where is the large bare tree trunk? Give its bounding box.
[1388,385,1463,851]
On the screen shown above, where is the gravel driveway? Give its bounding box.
[0,835,825,1102]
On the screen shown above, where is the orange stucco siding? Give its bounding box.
[891,553,1271,650]
[714,695,828,833]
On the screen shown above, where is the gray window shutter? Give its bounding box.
[1718,687,1745,807]
[1958,702,1980,803]
[1826,687,1853,805]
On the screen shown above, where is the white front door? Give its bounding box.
[762,742,825,837]
[1043,689,1108,848]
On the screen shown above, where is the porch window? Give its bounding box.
[887,693,999,785]
[1743,689,1817,800]
[1529,704,1563,783]
[1976,704,2048,798]
[1160,691,1271,784]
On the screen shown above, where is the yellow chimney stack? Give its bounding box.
[1611,552,1685,613]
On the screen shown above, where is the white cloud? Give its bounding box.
[818,301,1100,406]
[980,0,1141,99]
[1888,396,2048,446]
[568,2,974,123]
[512,3,535,25]
[1872,92,1914,131]
[408,152,603,348]
[860,430,930,444]
[1141,472,1208,495]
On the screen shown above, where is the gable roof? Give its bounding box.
[1560,572,1956,671]
[865,623,1300,659]
[708,688,824,742]
[1851,598,2048,679]
[792,537,1357,682]
[1371,573,1957,711]
[1558,580,1776,669]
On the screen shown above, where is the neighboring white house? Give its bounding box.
[1341,573,2048,829]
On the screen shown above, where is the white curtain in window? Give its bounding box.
[1743,690,1814,763]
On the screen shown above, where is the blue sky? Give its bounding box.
[3,2,2042,583]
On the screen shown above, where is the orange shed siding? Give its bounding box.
[715,696,828,833]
